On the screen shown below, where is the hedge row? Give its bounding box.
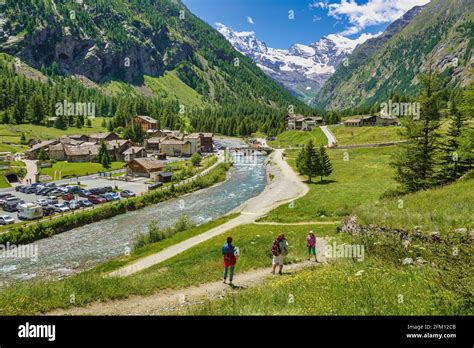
[0,162,231,245]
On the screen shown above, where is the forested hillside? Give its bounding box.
[313,0,474,111]
[0,0,315,136]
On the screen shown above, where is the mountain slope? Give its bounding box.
[313,0,474,110]
[0,0,308,112]
[217,24,373,102]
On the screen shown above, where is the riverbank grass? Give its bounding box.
[261,146,397,222]
[329,125,404,145]
[0,223,340,315]
[268,128,327,149]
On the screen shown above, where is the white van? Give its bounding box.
[17,203,43,221]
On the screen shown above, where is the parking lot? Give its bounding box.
[0,173,150,224]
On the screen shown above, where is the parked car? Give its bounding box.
[36,199,49,206]
[88,195,107,204]
[44,183,56,188]
[46,196,59,205]
[25,186,39,194]
[0,193,14,199]
[49,190,63,197]
[148,182,163,191]
[101,193,120,202]
[120,190,136,198]
[78,200,93,208]
[78,189,92,198]
[39,187,54,196]
[0,215,14,225]
[62,193,74,201]
[42,205,56,216]
[67,186,81,194]
[3,201,19,212]
[15,185,25,192]
[67,201,81,210]
[53,203,70,213]
[90,187,107,195]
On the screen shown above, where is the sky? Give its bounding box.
[182,0,431,49]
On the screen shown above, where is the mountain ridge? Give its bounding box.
[313,0,473,110]
[217,23,377,102]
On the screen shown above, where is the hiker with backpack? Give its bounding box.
[306,231,317,262]
[271,234,289,275]
[222,237,237,285]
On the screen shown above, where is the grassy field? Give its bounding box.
[329,125,404,145]
[188,250,471,315]
[144,71,205,108]
[0,223,341,315]
[39,161,125,179]
[0,175,10,188]
[0,118,107,145]
[261,146,397,222]
[268,128,327,149]
[355,175,474,233]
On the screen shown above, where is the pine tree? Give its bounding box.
[439,98,465,183]
[98,141,111,169]
[318,146,333,182]
[296,140,320,183]
[38,148,48,161]
[54,115,67,130]
[391,68,442,192]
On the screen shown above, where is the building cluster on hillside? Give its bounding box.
[287,115,324,131]
[342,115,399,127]
[24,116,215,179]
[286,113,399,130]
[25,132,147,163]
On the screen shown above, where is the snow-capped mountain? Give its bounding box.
[217,23,375,102]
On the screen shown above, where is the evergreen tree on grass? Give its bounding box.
[317,146,333,182]
[296,140,320,183]
[391,67,442,192]
[439,98,466,183]
[98,141,111,169]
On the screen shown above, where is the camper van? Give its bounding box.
[17,203,43,221]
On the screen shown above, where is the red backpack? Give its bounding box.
[271,242,280,256]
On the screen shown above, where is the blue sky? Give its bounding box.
[182,0,430,49]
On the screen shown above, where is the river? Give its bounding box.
[0,137,268,286]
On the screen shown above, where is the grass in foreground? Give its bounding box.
[329,125,404,145]
[268,128,327,149]
[39,161,125,179]
[0,223,340,315]
[187,220,473,315]
[355,176,474,233]
[261,146,397,222]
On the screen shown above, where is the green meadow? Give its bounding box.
[261,146,397,222]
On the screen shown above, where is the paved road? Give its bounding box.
[320,126,337,146]
[108,148,309,277]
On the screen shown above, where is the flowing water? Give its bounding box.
[0,137,268,286]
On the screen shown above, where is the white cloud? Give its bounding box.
[309,1,329,9]
[322,0,430,34]
[247,16,254,25]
